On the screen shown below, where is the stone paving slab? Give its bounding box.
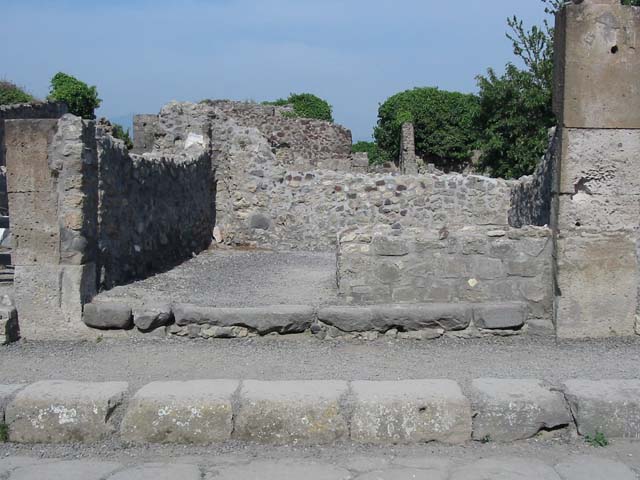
[209,459,353,480]
[235,380,349,444]
[350,380,471,444]
[563,380,640,438]
[108,463,202,480]
[5,380,128,443]
[449,457,562,480]
[8,460,122,480]
[121,380,238,444]
[0,384,23,419]
[470,378,571,442]
[554,455,638,480]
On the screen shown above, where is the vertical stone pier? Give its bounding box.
[553,0,640,337]
[6,116,99,339]
[399,122,418,174]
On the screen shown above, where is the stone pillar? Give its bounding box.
[132,114,158,154]
[6,115,99,339]
[399,122,418,174]
[553,0,640,338]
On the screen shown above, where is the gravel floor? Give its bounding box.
[2,335,639,391]
[95,248,339,307]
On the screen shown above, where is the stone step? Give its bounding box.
[81,300,538,339]
[2,378,638,446]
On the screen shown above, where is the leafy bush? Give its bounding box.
[373,87,480,171]
[48,72,101,119]
[352,141,388,165]
[0,80,34,106]
[474,65,555,178]
[265,93,333,122]
[112,123,133,150]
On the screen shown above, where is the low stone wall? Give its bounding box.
[97,133,213,290]
[215,126,516,251]
[3,378,638,445]
[337,225,553,322]
[509,128,558,228]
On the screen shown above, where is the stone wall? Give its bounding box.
[337,225,553,323]
[214,126,516,251]
[96,133,213,290]
[6,115,98,339]
[131,114,158,154]
[509,128,558,228]
[0,102,67,214]
[552,0,640,338]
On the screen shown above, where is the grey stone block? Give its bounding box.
[82,302,132,330]
[554,456,637,480]
[121,380,238,444]
[235,380,349,444]
[9,461,122,480]
[6,380,128,443]
[317,304,472,333]
[108,463,202,480]
[0,306,19,344]
[450,457,561,480]
[563,380,640,438]
[473,303,527,330]
[470,379,572,442]
[350,380,471,444]
[173,304,314,335]
[132,303,173,332]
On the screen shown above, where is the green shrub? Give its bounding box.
[112,123,133,150]
[265,93,333,122]
[48,72,101,119]
[373,87,480,171]
[0,80,35,106]
[585,431,609,448]
[352,141,388,165]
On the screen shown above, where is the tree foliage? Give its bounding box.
[48,72,101,119]
[0,80,34,106]
[373,87,479,170]
[352,141,388,165]
[112,123,133,150]
[265,93,333,122]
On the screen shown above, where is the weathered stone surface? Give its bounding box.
[121,380,238,444]
[318,304,472,333]
[358,468,447,480]
[235,380,349,444]
[132,303,173,332]
[554,456,637,480]
[473,303,527,330]
[350,380,471,444]
[554,1,640,129]
[0,384,23,419]
[9,461,122,480]
[555,234,638,338]
[6,380,128,443]
[83,302,132,330]
[173,304,314,334]
[0,306,19,344]
[15,263,97,340]
[470,379,571,442]
[450,457,561,480]
[563,380,640,438]
[212,459,352,480]
[108,463,202,480]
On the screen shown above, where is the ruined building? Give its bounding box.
[1,0,638,342]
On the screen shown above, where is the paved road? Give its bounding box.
[1,453,638,479]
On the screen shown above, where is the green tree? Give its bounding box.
[48,72,101,119]
[111,123,133,150]
[0,80,34,105]
[373,87,479,171]
[352,141,388,165]
[265,93,333,122]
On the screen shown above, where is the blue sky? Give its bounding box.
[0,0,549,141]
